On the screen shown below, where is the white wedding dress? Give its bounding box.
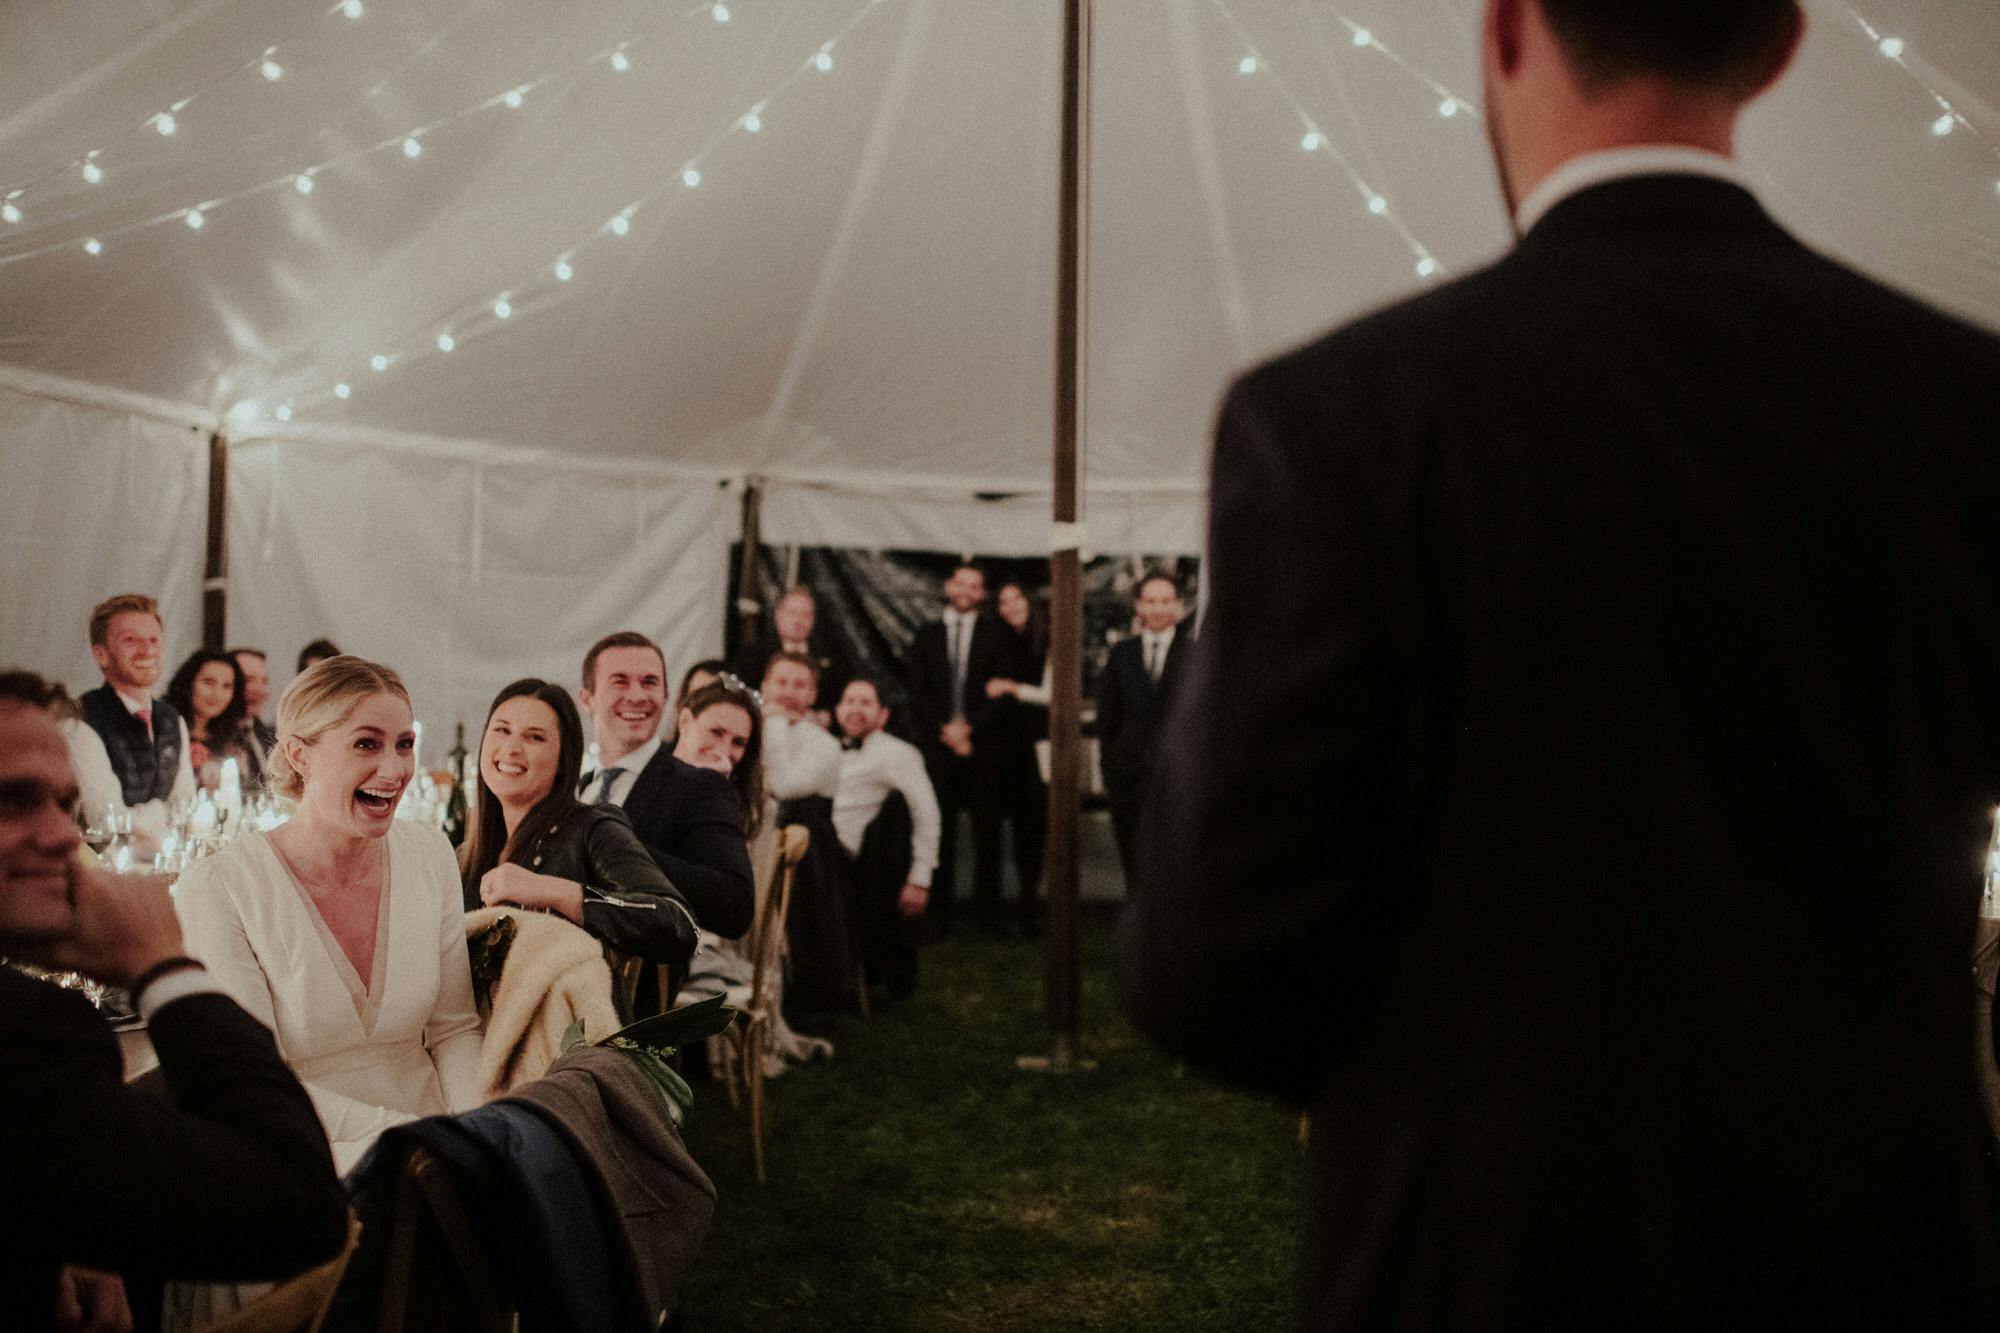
[175,819,484,1173]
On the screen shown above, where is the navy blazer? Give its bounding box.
[612,749,755,940]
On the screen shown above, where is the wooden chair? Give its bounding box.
[201,1213,363,1333]
[606,948,646,1023]
[373,1147,511,1333]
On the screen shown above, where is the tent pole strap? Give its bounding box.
[202,430,228,651]
[1043,0,1091,1070]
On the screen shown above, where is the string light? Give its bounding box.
[493,296,513,319]
[1,204,19,225]
[1351,28,1372,47]
[436,332,455,352]
[1326,13,1481,123]
[743,105,764,133]
[261,55,284,82]
[1932,114,1955,137]
[185,208,205,230]
[1835,5,1995,165]
[682,166,702,188]
[334,382,351,399]
[154,112,178,137]
[1367,194,1388,215]
[82,238,102,255]
[712,3,731,21]
[1238,55,1258,75]
[815,49,834,72]
[402,136,423,159]
[503,89,525,109]
[274,403,293,422]
[609,214,631,236]
[371,353,390,371]
[1301,130,1324,151]
[610,50,632,72]
[1439,97,1460,118]
[1416,257,1438,278]
[81,161,104,185]
[341,0,364,16]
[553,259,574,282]
[1878,36,1904,58]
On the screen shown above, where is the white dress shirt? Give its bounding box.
[943,607,977,719]
[1139,626,1178,681]
[586,734,662,807]
[833,730,943,887]
[763,714,842,801]
[1515,145,1760,235]
[64,706,192,847]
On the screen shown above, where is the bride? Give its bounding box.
[175,656,482,1172]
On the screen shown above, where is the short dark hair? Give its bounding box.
[679,658,729,701]
[1135,570,1181,600]
[89,593,160,648]
[950,561,984,584]
[296,638,341,674]
[764,649,819,683]
[0,669,74,719]
[1540,0,1798,96]
[581,631,666,695]
[840,675,889,707]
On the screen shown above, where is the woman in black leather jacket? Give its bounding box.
[458,678,698,968]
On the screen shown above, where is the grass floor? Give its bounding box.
[678,911,1305,1331]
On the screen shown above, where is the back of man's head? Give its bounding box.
[1539,0,1799,97]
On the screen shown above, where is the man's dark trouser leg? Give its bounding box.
[1109,791,1140,895]
[926,754,963,933]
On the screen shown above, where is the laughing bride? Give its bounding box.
[174,655,482,1173]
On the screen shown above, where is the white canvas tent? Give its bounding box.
[3,0,1996,738]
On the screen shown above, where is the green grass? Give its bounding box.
[678,913,1305,1331]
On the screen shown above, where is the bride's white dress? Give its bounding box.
[175,820,484,1173]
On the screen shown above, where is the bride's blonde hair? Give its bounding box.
[267,655,412,801]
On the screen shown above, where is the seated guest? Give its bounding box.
[175,656,484,1172]
[296,638,341,675]
[737,586,846,716]
[672,678,766,842]
[761,651,841,804]
[230,645,279,764]
[578,633,754,941]
[74,593,194,849]
[0,670,345,1331]
[165,648,261,790]
[833,678,942,1000]
[459,678,698,968]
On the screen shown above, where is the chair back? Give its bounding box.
[373,1147,511,1333]
[749,825,809,1014]
[201,1213,363,1333]
[605,948,645,1021]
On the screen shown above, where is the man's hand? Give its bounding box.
[479,863,585,925]
[54,1265,131,1333]
[897,882,929,918]
[940,719,974,758]
[686,750,734,777]
[28,865,183,991]
[985,678,1019,699]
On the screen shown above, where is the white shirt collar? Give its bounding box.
[598,733,661,778]
[1142,625,1177,648]
[114,686,153,716]
[1515,146,1757,235]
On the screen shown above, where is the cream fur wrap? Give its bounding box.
[465,906,622,1100]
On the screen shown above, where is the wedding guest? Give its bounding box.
[761,651,841,803]
[902,563,1006,933]
[295,639,341,677]
[833,677,942,999]
[0,670,344,1331]
[175,656,484,1172]
[738,587,846,715]
[230,645,279,761]
[672,678,766,842]
[459,678,698,968]
[165,649,260,790]
[979,581,1049,934]
[74,593,194,845]
[1096,572,1187,888]
[577,632,754,940]
[679,658,728,713]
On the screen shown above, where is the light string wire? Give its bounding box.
[1316,6,1481,122]
[1822,0,2000,173]
[1,0,376,222]
[0,0,753,254]
[1206,0,1454,278]
[281,0,891,412]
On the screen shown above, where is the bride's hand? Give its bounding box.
[479,863,584,925]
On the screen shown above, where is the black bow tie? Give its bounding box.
[841,736,863,751]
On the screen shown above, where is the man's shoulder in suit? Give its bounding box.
[0,967,112,1053]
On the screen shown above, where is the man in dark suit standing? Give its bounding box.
[902,563,1007,933]
[0,671,346,1329]
[1123,2,2000,1328]
[578,631,754,943]
[737,586,847,719]
[1096,571,1188,891]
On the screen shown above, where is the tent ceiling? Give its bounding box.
[2,0,1996,490]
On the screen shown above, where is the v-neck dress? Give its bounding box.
[174,820,485,1172]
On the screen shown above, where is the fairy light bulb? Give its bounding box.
[494,296,513,319]
[1301,130,1324,152]
[334,382,351,399]
[814,49,833,72]
[1352,28,1372,47]
[1238,55,1258,75]
[1879,37,1904,58]
[185,208,205,230]
[402,136,422,158]
[155,112,177,136]
[682,166,701,188]
[342,0,364,17]
[553,259,574,281]
[1367,195,1388,216]
[83,238,103,255]
[610,51,631,72]
[609,214,630,236]
[295,173,314,194]
[261,57,284,82]
[744,106,764,133]
[1,203,19,224]
[1439,97,1460,118]
[274,404,293,422]
[1932,113,1955,136]
[713,3,731,21]
[436,332,455,353]
[1416,257,1439,278]
[504,89,524,109]
[371,353,390,371]
[81,161,104,185]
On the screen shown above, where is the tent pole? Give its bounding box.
[733,478,765,663]
[1041,0,1091,1072]
[202,430,227,651]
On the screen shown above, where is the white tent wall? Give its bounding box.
[226,432,735,750]
[0,376,209,692]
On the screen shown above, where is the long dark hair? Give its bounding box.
[165,649,248,740]
[996,580,1049,664]
[677,679,766,838]
[458,678,588,897]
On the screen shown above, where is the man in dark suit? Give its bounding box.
[578,631,754,942]
[1095,571,1188,890]
[902,563,1008,933]
[737,586,847,718]
[1122,2,2000,1328]
[0,671,346,1330]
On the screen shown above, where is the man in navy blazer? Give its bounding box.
[578,632,753,941]
[1095,572,1188,890]
[1123,1,2000,1327]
